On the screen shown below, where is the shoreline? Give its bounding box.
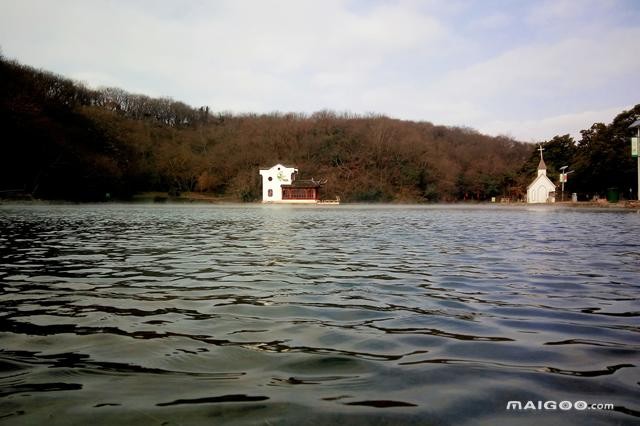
[2,195,640,210]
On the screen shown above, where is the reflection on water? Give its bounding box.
[0,204,639,425]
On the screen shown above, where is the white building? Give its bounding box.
[259,164,321,203]
[527,151,556,203]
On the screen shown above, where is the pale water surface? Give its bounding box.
[0,204,639,425]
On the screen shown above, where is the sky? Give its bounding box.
[1,0,639,142]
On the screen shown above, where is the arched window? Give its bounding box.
[268,189,273,197]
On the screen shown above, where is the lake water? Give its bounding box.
[0,204,639,425]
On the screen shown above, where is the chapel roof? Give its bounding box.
[537,157,547,170]
[527,173,556,190]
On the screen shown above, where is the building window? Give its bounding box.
[268,189,273,197]
[268,177,273,181]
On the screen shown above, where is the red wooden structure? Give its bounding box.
[281,180,320,201]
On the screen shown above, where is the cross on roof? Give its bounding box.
[538,144,545,160]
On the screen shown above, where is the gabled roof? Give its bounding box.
[527,173,556,190]
[281,181,321,188]
[281,178,325,188]
[259,163,297,171]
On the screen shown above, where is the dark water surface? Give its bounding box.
[1,204,639,425]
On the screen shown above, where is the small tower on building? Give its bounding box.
[526,145,556,203]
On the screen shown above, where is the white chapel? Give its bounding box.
[526,146,556,203]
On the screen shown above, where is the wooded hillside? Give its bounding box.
[1,55,637,202]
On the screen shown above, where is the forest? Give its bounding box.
[1,55,638,202]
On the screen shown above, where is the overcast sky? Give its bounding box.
[1,0,639,142]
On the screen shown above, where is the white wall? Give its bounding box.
[259,164,297,202]
[527,178,555,203]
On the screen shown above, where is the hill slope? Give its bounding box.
[0,56,561,202]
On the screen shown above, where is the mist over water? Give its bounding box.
[1,204,639,425]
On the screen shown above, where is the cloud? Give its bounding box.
[468,12,512,30]
[437,28,640,102]
[478,104,633,142]
[526,0,617,27]
[0,0,638,140]
[0,0,450,108]
[393,23,640,135]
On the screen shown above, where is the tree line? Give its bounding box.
[517,105,640,200]
[1,55,637,202]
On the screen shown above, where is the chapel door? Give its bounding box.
[537,186,547,202]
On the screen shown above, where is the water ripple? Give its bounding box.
[1,204,639,424]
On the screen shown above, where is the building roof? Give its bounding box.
[281,179,321,188]
[628,119,640,128]
[527,173,556,190]
[259,163,297,171]
[537,157,547,170]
